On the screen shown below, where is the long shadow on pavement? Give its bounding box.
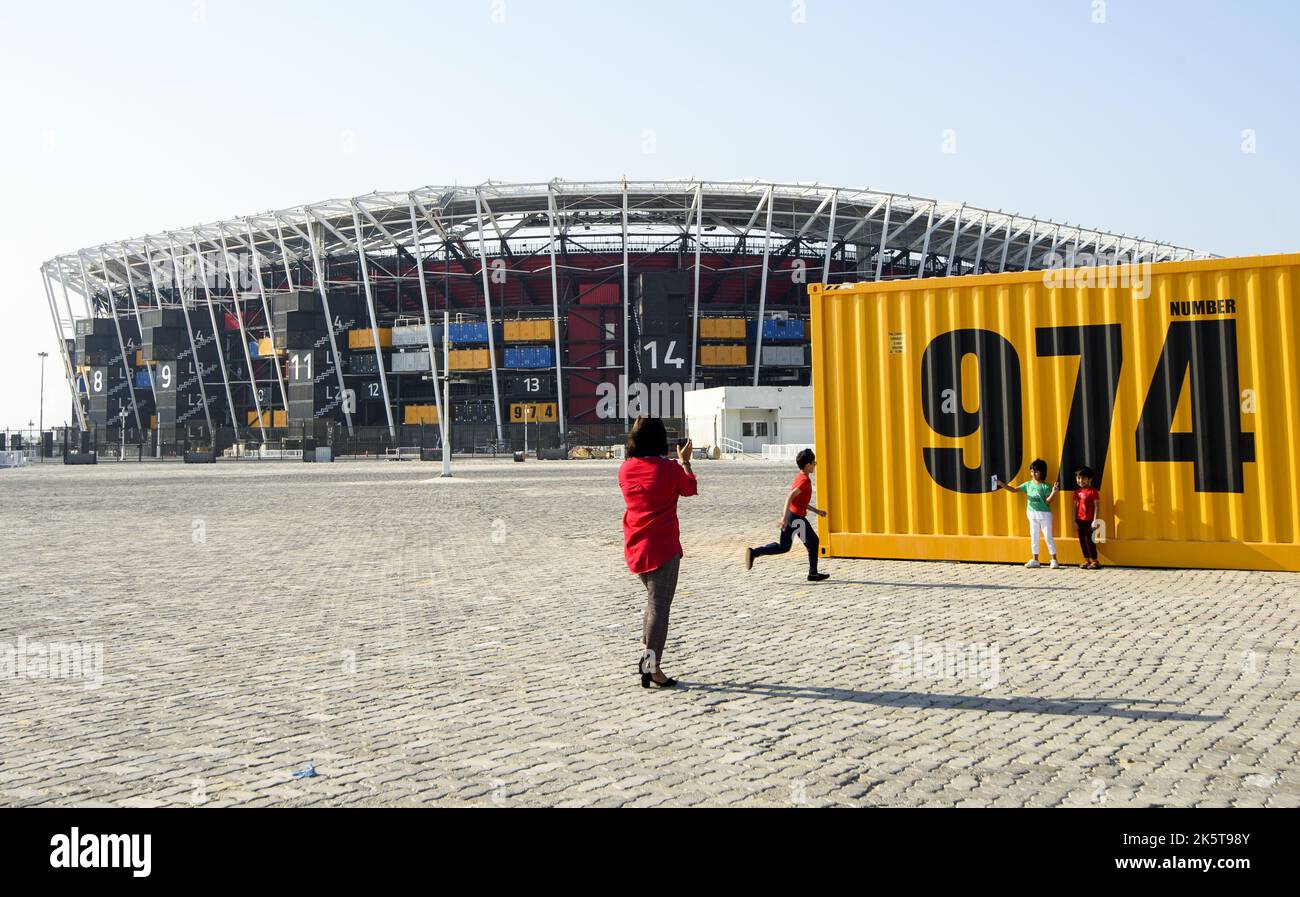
[825,580,1059,591]
[680,683,1222,721]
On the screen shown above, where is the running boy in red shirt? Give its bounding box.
[745,448,829,581]
[1073,466,1102,569]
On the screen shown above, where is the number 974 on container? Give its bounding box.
[809,254,1300,571]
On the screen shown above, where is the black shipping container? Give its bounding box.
[270,290,320,315]
[139,308,185,329]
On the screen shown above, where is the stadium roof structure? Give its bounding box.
[39,179,1204,434]
[41,178,1203,316]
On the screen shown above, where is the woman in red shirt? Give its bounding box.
[618,417,698,688]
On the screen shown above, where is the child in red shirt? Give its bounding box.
[745,448,829,581]
[1073,466,1101,569]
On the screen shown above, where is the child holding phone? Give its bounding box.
[994,459,1059,568]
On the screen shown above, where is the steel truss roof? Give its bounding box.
[40,178,1204,325]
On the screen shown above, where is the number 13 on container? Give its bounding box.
[809,254,1300,571]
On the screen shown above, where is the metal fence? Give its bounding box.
[2,418,644,464]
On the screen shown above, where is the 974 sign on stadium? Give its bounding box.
[809,254,1300,571]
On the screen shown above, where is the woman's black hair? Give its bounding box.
[795,448,816,470]
[1029,458,1048,478]
[1075,465,1095,480]
[625,416,669,458]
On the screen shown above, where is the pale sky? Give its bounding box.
[1,0,1296,429]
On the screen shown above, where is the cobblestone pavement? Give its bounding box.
[1,459,1296,807]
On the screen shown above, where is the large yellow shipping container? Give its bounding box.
[348,327,393,349]
[403,404,440,424]
[505,319,554,342]
[810,253,1300,571]
[246,409,287,427]
[699,317,745,339]
[449,348,491,370]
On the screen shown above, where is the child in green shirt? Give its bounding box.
[994,458,1060,568]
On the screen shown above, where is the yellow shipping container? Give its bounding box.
[403,404,440,424]
[505,320,554,342]
[256,336,283,357]
[247,409,287,427]
[728,344,748,365]
[509,402,557,423]
[809,254,1300,571]
[348,327,393,349]
[449,348,491,370]
[700,317,745,339]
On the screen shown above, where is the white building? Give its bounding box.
[684,386,814,454]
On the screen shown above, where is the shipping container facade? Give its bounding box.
[810,254,1300,571]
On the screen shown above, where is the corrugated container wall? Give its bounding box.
[809,254,1300,571]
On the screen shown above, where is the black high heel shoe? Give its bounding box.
[641,672,677,688]
[638,659,677,688]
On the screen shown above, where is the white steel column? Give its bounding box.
[874,196,893,281]
[190,237,240,433]
[407,195,448,465]
[41,267,89,431]
[689,183,704,387]
[1021,221,1037,271]
[274,218,295,290]
[945,205,964,276]
[114,245,158,424]
[159,239,215,435]
[302,215,354,435]
[473,189,504,440]
[79,252,143,431]
[55,261,81,328]
[972,212,989,273]
[621,180,630,421]
[115,246,146,335]
[349,205,396,440]
[914,204,936,280]
[751,186,774,387]
[243,221,290,413]
[819,189,839,286]
[218,231,267,442]
[443,311,452,475]
[999,217,1015,272]
[545,185,568,447]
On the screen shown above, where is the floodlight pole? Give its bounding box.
[37,351,47,460]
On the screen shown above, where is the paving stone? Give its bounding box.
[1,459,1296,807]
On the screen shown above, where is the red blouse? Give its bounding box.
[619,456,698,574]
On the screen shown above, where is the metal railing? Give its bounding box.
[760,443,815,461]
[718,436,745,455]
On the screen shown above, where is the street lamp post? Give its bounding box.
[37,351,48,461]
